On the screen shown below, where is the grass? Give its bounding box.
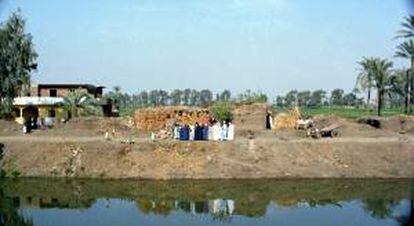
[273,106,405,119]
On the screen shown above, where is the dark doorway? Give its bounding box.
[22,106,39,122]
[49,89,57,97]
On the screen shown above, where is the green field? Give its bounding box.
[273,106,405,119]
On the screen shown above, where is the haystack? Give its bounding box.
[274,107,301,129]
[134,106,211,131]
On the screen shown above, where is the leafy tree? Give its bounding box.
[0,11,38,117]
[183,88,191,106]
[275,95,284,107]
[170,89,182,106]
[200,89,213,106]
[284,90,298,106]
[297,90,311,107]
[215,93,220,102]
[149,90,160,106]
[342,92,358,106]
[138,91,149,107]
[330,89,344,106]
[237,90,267,104]
[189,89,200,106]
[309,89,326,107]
[220,90,231,102]
[158,90,169,106]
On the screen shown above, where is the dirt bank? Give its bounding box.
[0,135,413,179]
[1,104,414,179]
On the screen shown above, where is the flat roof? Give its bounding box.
[13,97,66,106]
[37,84,106,89]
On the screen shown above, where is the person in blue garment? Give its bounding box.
[202,123,209,140]
[194,122,202,141]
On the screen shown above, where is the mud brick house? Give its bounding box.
[34,84,104,98]
[13,83,117,126]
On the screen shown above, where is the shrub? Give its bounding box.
[211,102,233,123]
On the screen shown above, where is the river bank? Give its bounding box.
[0,135,413,179]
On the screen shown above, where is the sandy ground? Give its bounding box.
[1,104,414,179]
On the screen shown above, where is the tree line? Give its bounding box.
[354,14,414,116]
[274,89,364,108]
[104,88,268,109]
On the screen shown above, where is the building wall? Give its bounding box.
[14,105,66,125]
[38,106,66,122]
[39,87,89,97]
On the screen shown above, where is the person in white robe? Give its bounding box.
[212,122,221,141]
[208,124,214,140]
[221,121,228,141]
[189,125,195,140]
[227,122,234,140]
[173,124,180,140]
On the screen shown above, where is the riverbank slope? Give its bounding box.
[0,135,413,179]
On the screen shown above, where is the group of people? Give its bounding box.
[172,121,235,141]
[22,117,40,133]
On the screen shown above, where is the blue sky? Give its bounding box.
[0,0,411,96]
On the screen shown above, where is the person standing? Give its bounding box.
[189,124,195,140]
[227,122,235,140]
[202,124,209,140]
[173,124,180,140]
[221,121,228,141]
[266,110,273,130]
[212,122,221,141]
[194,123,201,141]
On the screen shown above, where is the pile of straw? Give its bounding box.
[274,107,301,129]
[134,106,211,131]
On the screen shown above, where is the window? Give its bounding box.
[49,89,57,97]
[48,109,56,117]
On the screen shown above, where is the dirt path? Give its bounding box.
[0,136,149,143]
[0,135,411,143]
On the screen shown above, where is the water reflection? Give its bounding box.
[0,179,413,226]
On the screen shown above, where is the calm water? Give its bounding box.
[0,179,413,226]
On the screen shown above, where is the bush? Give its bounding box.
[211,102,233,123]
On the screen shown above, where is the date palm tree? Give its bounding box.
[396,15,414,39]
[359,58,393,116]
[357,57,375,107]
[395,39,414,114]
[63,89,99,118]
[371,58,393,116]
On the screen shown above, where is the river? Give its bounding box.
[0,179,413,226]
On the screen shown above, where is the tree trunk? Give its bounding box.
[377,90,382,117]
[367,88,371,108]
[411,73,414,114]
[411,60,414,115]
[405,70,410,114]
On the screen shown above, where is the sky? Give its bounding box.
[0,0,412,97]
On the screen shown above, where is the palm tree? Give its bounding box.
[395,39,414,113]
[396,15,414,39]
[63,89,99,118]
[371,58,393,116]
[357,57,375,107]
